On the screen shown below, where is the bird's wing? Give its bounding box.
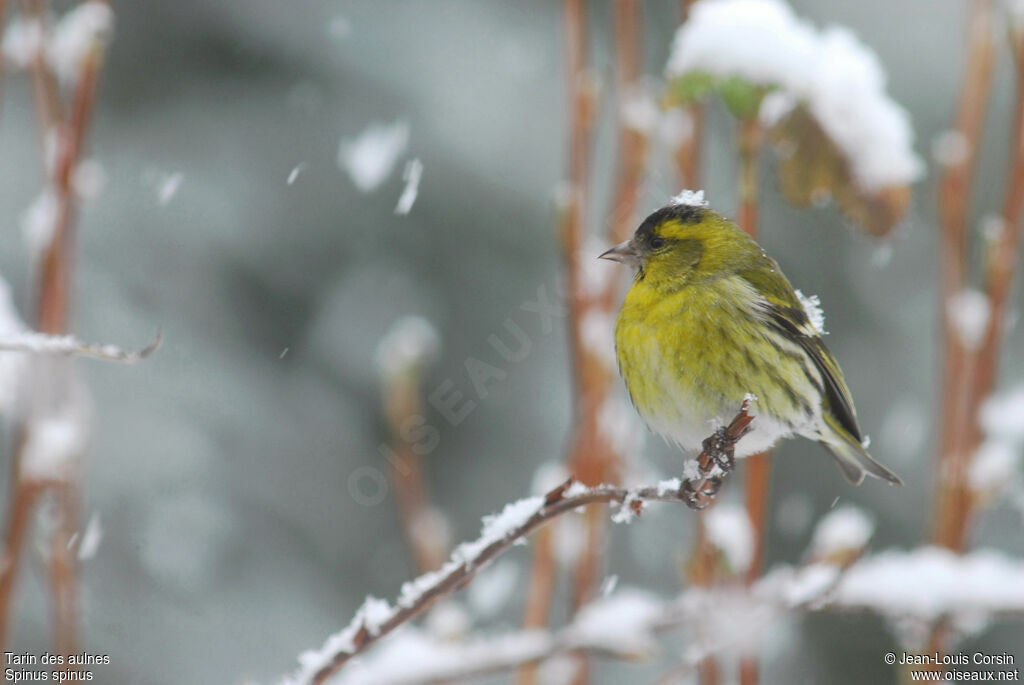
[739,262,864,443]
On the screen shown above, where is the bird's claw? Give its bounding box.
[681,474,722,510]
[702,426,736,473]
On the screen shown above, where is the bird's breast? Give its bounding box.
[614,278,819,454]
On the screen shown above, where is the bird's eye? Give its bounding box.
[649,236,666,250]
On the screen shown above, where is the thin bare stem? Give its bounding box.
[736,114,768,685]
[39,32,106,661]
[0,0,7,127]
[737,117,761,239]
[608,0,647,246]
[952,30,1024,551]
[687,513,721,685]
[566,4,649,642]
[19,0,64,139]
[671,0,704,190]
[515,524,556,685]
[39,38,103,333]
[49,483,79,657]
[0,3,110,656]
[0,431,38,650]
[932,0,996,550]
[382,370,448,574]
[560,0,593,404]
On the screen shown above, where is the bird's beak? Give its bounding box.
[599,240,642,266]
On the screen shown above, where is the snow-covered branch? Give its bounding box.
[289,534,1024,684]
[312,562,846,685]
[282,402,755,685]
[0,328,162,363]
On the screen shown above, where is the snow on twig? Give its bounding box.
[830,546,1024,621]
[808,506,874,562]
[703,503,754,574]
[667,0,922,191]
[0,328,162,363]
[281,403,756,685]
[48,1,114,86]
[312,562,849,685]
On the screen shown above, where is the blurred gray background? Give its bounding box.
[1,1,1022,683]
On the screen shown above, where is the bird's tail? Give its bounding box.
[820,415,903,486]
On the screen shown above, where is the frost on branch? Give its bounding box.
[666,0,922,235]
[0,329,162,363]
[0,272,160,430]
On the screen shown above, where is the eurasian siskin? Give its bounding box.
[601,192,902,486]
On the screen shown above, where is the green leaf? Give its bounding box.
[670,70,716,105]
[718,76,765,119]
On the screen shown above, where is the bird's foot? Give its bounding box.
[681,474,723,510]
[702,426,736,473]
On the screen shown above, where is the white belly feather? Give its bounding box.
[632,336,824,459]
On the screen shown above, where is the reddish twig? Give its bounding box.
[0,430,39,650]
[560,0,594,405]
[736,117,762,238]
[567,6,650,655]
[0,0,111,657]
[19,0,64,139]
[736,114,768,685]
[39,25,103,333]
[37,25,105,659]
[961,28,1024,522]
[608,0,647,247]
[526,5,648,678]
[935,1,1024,555]
[381,369,448,574]
[932,0,996,551]
[672,0,703,189]
[49,481,80,657]
[515,523,556,685]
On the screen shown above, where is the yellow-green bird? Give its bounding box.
[601,192,902,486]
